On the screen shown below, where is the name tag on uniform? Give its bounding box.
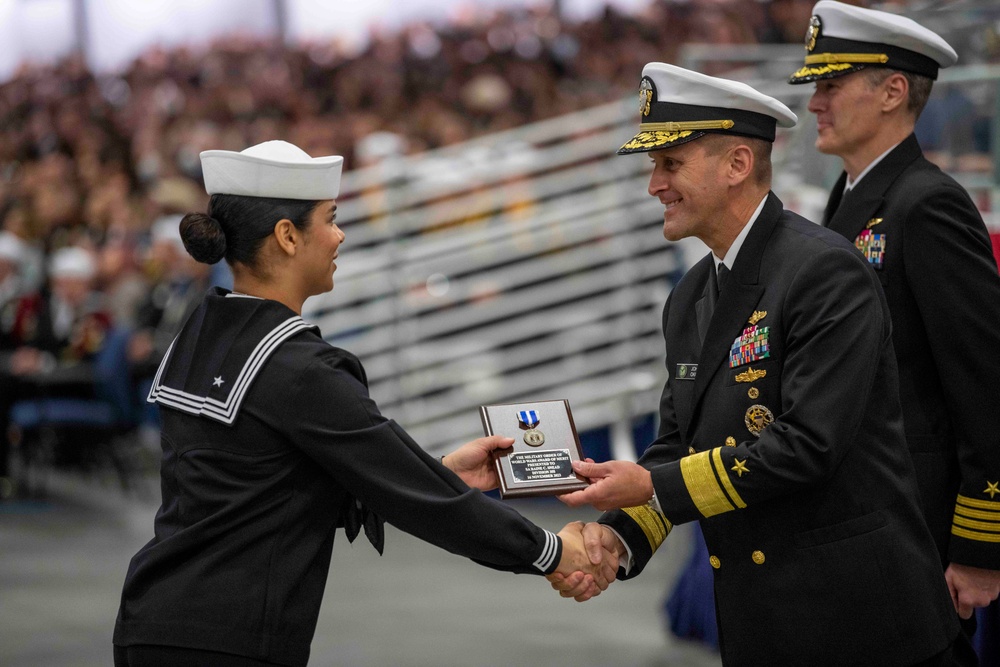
[675,363,698,380]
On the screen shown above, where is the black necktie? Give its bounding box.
[717,263,730,295]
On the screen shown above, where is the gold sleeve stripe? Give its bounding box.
[952,515,1000,533]
[954,505,1000,521]
[680,449,748,518]
[712,447,747,510]
[681,451,735,518]
[804,53,889,65]
[952,526,1000,543]
[791,63,854,79]
[956,495,1000,511]
[621,505,672,553]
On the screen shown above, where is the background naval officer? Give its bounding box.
[548,62,960,665]
[789,3,1000,660]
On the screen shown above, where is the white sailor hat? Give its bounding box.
[789,0,957,84]
[618,63,797,155]
[200,140,344,200]
[49,246,96,280]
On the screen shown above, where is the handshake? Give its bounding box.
[548,521,627,602]
[448,436,657,601]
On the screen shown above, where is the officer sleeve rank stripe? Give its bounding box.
[951,515,1000,533]
[621,505,672,552]
[713,447,747,509]
[951,494,1000,543]
[680,449,747,519]
[955,494,1000,510]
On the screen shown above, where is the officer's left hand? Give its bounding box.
[944,563,1000,619]
[442,436,514,491]
[558,460,654,511]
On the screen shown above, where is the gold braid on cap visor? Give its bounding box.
[620,130,695,151]
[620,120,736,151]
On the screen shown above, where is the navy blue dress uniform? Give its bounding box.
[788,0,1000,578]
[820,136,1000,569]
[114,289,563,666]
[114,141,564,667]
[599,63,958,665]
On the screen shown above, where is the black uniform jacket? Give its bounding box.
[824,134,1000,570]
[114,289,561,666]
[600,194,958,666]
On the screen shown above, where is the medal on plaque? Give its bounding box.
[479,400,589,499]
[518,410,545,446]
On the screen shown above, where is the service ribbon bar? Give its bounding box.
[729,325,771,368]
[854,230,886,268]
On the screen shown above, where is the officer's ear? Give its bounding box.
[880,72,909,115]
[726,144,755,187]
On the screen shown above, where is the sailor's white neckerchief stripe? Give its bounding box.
[148,315,317,424]
[533,530,559,572]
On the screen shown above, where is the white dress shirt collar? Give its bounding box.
[844,141,901,193]
[715,194,769,271]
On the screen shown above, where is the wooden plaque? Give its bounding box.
[479,399,589,499]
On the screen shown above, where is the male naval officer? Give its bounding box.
[548,63,960,665]
[788,2,1000,658]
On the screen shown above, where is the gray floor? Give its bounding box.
[0,472,722,667]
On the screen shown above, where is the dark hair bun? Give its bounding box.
[179,212,226,264]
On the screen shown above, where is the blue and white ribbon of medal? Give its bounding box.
[517,409,545,446]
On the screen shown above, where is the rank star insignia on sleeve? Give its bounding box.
[985,481,1000,499]
[731,459,749,477]
[213,376,224,387]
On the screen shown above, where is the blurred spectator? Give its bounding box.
[128,215,210,385]
[0,246,112,493]
[0,231,26,308]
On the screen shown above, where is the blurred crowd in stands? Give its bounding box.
[0,0,997,491]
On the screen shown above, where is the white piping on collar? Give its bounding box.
[148,315,316,424]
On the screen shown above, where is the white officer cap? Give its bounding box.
[789,0,957,84]
[49,246,96,280]
[0,231,25,265]
[200,140,344,200]
[618,63,797,155]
